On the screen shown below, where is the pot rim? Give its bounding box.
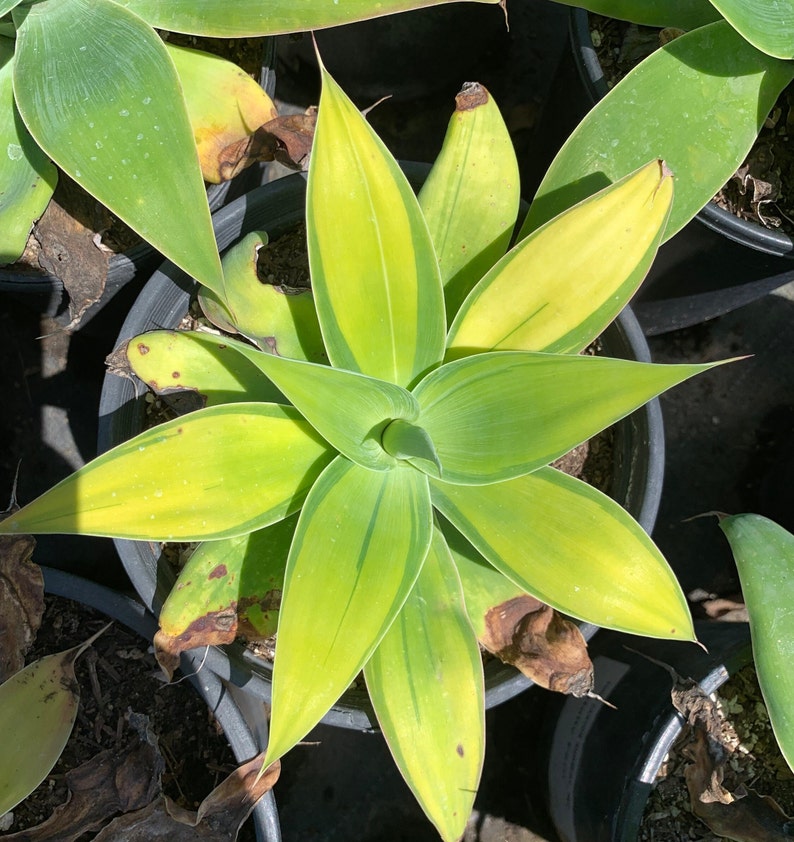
[97,167,665,730]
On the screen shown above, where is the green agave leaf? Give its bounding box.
[709,0,794,59]
[266,457,433,764]
[719,513,794,771]
[12,0,224,293]
[126,330,286,407]
[0,36,57,264]
[115,0,500,37]
[448,160,673,359]
[521,21,794,241]
[413,351,720,485]
[547,0,720,28]
[0,404,333,541]
[432,467,695,641]
[200,231,327,363]
[0,0,24,15]
[418,82,520,321]
[365,527,484,842]
[224,349,420,471]
[159,515,295,651]
[0,627,105,816]
[307,64,445,388]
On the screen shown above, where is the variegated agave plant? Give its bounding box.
[1,66,727,839]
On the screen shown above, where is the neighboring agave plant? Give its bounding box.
[0,66,731,839]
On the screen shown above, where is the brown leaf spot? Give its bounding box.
[456,744,465,758]
[208,564,228,581]
[171,371,180,379]
[137,343,150,355]
[154,607,238,680]
[455,81,489,111]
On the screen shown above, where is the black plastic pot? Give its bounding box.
[532,10,794,335]
[541,620,752,841]
[39,565,281,842]
[1,43,277,327]
[97,167,665,730]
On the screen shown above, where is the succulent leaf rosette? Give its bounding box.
[0,68,729,839]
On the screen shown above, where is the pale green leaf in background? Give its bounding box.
[448,160,672,358]
[0,628,105,817]
[546,0,720,28]
[115,0,501,37]
[413,351,718,485]
[719,513,794,772]
[432,467,695,640]
[521,22,794,241]
[418,82,520,321]
[307,64,445,387]
[125,329,287,406]
[708,0,794,59]
[0,36,57,264]
[12,0,224,293]
[365,527,484,842]
[0,404,333,540]
[266,458,433,764]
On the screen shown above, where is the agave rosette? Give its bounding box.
[1,68,725,839]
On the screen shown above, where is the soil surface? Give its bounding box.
[4,593,257,841]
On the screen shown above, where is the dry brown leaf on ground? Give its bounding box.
[480,595,594,696]
[0,531,44,681]
[91,754,281,841]
[2,714,163,841]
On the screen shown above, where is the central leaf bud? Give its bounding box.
[381,419,442,478]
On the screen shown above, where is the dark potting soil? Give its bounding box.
[639,661,794,841]
[589,15,794,237]
[5,594,257,841]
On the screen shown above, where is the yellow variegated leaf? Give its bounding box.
[307,64,445,387]
[126,330,286,406]
[432,467,695,641]
[365,527,484,842]
[265,457,433,764]
[413,351,720,485]
[166,43,277,183]
[447,160,673,358]
[0,404,333,540]
[418,81,520,321]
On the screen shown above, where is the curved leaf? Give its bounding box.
[719,513,794,771]
[0,37,57,264]
[165,44,278,184]
[115,0,501,37]
[365,527,484,842]
[0,404,333,540]
[709,0,794,59]
[266,457,433,764]
[448,160,672,359]
[126,330,287,406]
[547,0,720,28]
[0,628,105,816]
[432,467,695,640]
[157,516,295,664]
[413,351,720,485]
[307,64,445,387]
[521,22,794,242]
[418,82,520,321]
[12,0,224,292]
[200,231,326,363]
[226,350,420,471]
